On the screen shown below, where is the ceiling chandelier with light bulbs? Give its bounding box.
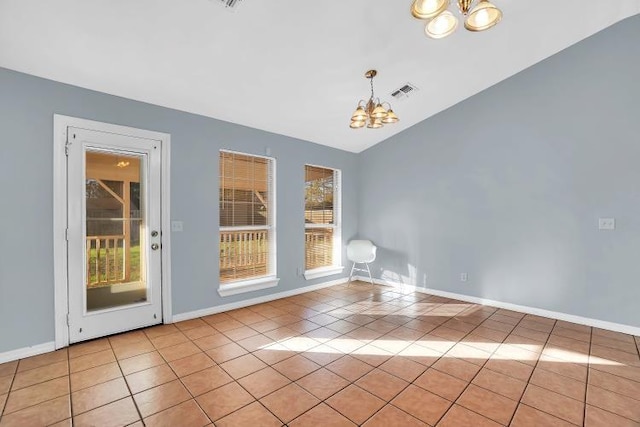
[411,0,502,39]
[350,70,399,129]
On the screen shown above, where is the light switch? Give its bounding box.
[598,218,615,230]
[171,221,184,232]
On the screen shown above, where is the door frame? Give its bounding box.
[53,115,172,349]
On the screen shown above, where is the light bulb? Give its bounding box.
[425,10,458,39]
[412,0,448,19]
[434,15,450,32]
[464,0,502,32]
[474,9,489,26]
[420,0,438,10]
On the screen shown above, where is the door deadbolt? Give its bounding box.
[151,243,159,250]
[151,230,159,237]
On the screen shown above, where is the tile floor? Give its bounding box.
[1,281,639,426]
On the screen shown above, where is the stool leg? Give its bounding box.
[365,263,374,286]
[348,262,356,285]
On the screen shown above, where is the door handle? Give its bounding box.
[151,243,160,251]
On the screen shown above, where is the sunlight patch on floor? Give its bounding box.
[258,337,624,366]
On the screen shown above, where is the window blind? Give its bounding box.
[304,165,339,270]
[219,151,273,282]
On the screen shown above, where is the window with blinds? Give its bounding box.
[305,165,340,271]
[219,151,274,283]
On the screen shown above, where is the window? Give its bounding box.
[304,165,342,279]
[219,151,277,295]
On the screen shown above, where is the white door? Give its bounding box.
[67,127,163,343]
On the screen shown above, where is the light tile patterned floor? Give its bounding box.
[1,281,639,426]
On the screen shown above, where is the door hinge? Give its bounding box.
[65,228,69,241]
[64,130,74,155]
[66,314,70,326]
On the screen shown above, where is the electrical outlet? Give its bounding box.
[460,273,468,282]
[171,221,183,232]
[598,218,615,230]
[296,267,302,276]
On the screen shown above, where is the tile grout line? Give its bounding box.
[0,355,71,422]
[179,316,315,425]
[113,335,151,425]
[138,325,214,423]
[337,294,501,426]
[429,308,529,416]
[220,301,356,425]
[0,362,18,422]
[146,326,215,424]
[172,330,256,426]
[431,308,525,427]
[65,341,142,423]
[360,315,464,424]
[251,286,405,424]
[261,290,393,425]
[505,317,557,426]
[515,322,634,424]
[580,348,640,384]
[584,329,640,425]
[285,289,434,426]
[237,326,319,425]
[583,326,593,427]
[584,332,640,424]
[364,293,505,425]
[66,347,73,424]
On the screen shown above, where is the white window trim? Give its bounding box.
[217,276,280,297]
[304,165,342,279]
[218,150,278,296]
[304,265,345,280]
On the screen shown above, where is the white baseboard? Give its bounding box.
[5,277,635,363]
[172,277,349,323]
[0,279,350,363]
[0,341,56,364]
[354,276,640,337]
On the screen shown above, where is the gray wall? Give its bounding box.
[2,15,639,355]
[0,68,358,353]
[358,15,640,328]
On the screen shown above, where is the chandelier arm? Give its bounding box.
[370,77,375,101]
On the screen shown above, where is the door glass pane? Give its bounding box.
[85,151,147,312]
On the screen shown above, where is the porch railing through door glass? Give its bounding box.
[86,235,139,286]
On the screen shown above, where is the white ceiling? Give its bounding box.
[1,1,638,153]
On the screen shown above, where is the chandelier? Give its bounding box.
[411,0,502,39]
[350,70,399,129]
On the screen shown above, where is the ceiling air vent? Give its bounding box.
[212,0,243,11]
[391,83,419,101]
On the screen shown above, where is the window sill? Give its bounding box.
[218,276,280,297]
[304,266,344,280]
